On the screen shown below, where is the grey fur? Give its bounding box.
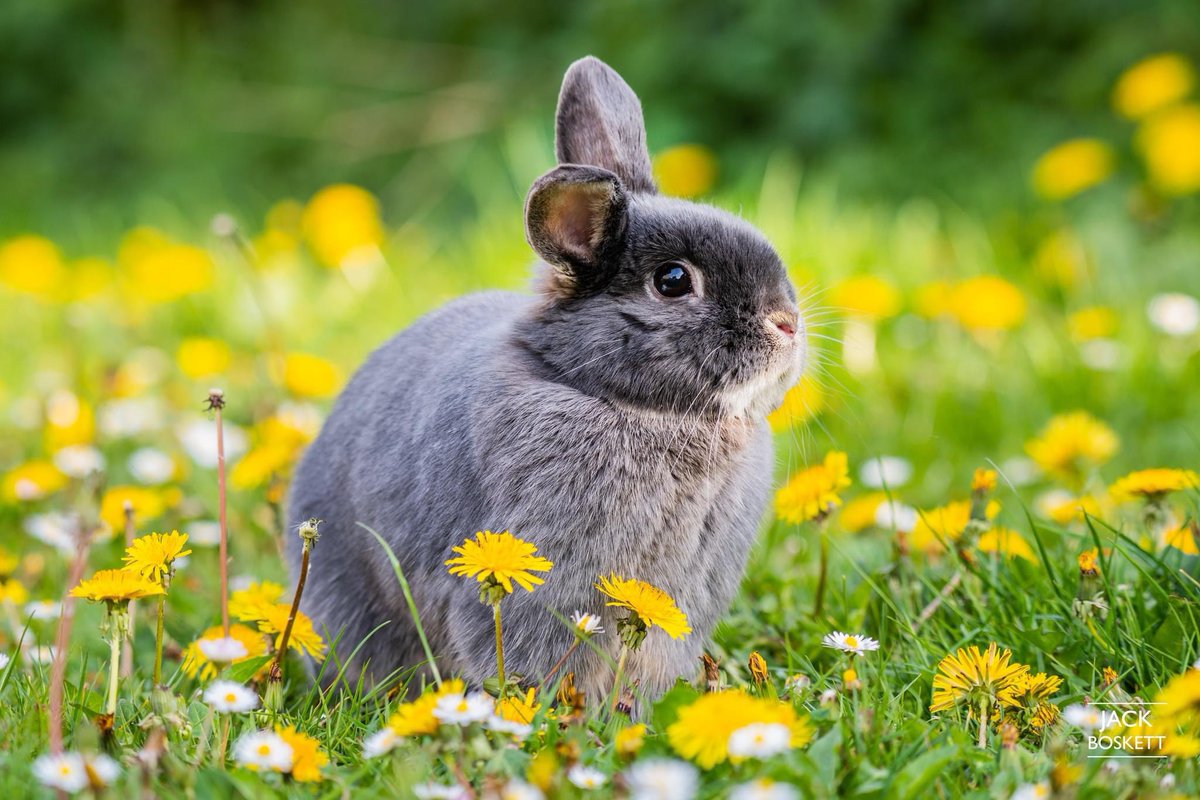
[287,56,804,703]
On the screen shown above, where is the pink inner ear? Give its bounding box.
[546,183,610,263]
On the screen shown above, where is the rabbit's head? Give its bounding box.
[520,57,804,420]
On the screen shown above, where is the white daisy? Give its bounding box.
[203,680,259,713]
[999,456,1040,487]
[1079,339,1123,372]
[1010,781,1051,800]
[362,727,399,758]
[24,512,80,553]
[499,780,545,800]
[0,653,9,671]
[52,445,106,479]
[33,752,88,793]
[485,714,533,740]
[100,397,167,438]
[1062,704,1103,732]
[567,764,607,789]
[233,730,293,773]
[198,636,249,664]
[176,417,246,466]
[412,783,470,800]
[1148,292,1200,337]
[128,447,176,485]
[727,722,792,759]
[729,778,801,800]
[821,631,880,656]
[571,610,604,636]
[83,753,120,787]
[25,600,62,621]
[432,693,494,725]
[188,521,222,547]
[858,456,912,489]
[874,500,917,533]
[624,758,699,800]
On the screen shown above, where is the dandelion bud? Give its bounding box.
[842,668,861,692]
[748,651,768,686]
[264,672,285,714]
[700,653,721,693]
[616,614,648,651]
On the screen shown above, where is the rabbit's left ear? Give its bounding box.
[556,57,656,195]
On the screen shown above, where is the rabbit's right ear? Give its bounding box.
[526,164,628,298]
[556,56,656,195]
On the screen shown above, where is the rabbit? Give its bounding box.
[286,56,805,703]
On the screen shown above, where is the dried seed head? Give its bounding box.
[204,388,226,411]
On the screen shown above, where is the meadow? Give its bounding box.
[2,48,1200,799]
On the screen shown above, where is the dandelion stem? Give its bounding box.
[212,389,230,638]
[217,714,231,769]
[494,601,506,702]
[977,697,988,748]
[813,529,829,618]
[539,639,581,692]
[120,501,136,679]
[153,591,167,686]
[273,542,310,677]
[49,519,94,754]
[609,647,630,715]
[106,625,122,717]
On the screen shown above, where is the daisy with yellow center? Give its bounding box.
[445,530,553,700]
[930,643,1030,748]
[70,569,165,716]
[1110,468,1199,503]
[666,690,814,769]
[822,631,880,657]
[124,530,192,685]
[1025,411,1118,484]
[386,680,465,738]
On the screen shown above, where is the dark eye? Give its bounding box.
[653,262,693,298]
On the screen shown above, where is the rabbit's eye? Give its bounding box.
[653,262,693,298]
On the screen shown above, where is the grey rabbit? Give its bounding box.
[287,56,805,702]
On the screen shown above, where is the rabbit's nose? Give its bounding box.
[768,309,799,339]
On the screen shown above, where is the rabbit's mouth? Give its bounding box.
[718,315,807,419]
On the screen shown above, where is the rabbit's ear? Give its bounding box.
[556,57,656,195]
[526,164,628,297]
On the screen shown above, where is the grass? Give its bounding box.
[1,153,1199,797]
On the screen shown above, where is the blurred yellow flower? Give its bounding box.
[615,723,647,756]
[830,275,901,320]
[1068,306,1118,342]
[230,580,286,621]
[182,623,269,681]
[914,280,953,319]
[276,726,328,783]
[231,412,317,489]
[1156,669,1200,725]
[44,391,94,452]
[1032,139,1115,200]
[1136,103,1200,195]
[775,451,851,523]
[100,485,167,532]
[118,227,214,303]
[910,500,1000,554]
[0,579,29,605]
[972,468,998,493]
[123,531,192,583]
[596,574,692,640]
[258,603,327,661]
[302,184,385,268]
[767,374,825,431]
[177,338,231,379]
[1025,411,1118,480]
[387,679,465,737]
[1163,524,1199,556]
[68,257,112,301]
[2,460,68,502]
[1113,53,1195,120]
[0,548,17,577]
[0,235,67,300]
[1110,467,1199,503]
[70,568,164,604]
[838,492,888,533]
[1039,493,1101,525]
[949,276,1027,332]
[497,688,542,724]
[1032,230,1088,290]
[978,526,1037,562]
[653,144,718,198]
[666,689,813,769]
[280,352,343,399]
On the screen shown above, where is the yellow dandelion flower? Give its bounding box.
[829,275,902,320]
[497,688,542,724]
[230,581,286,622]
[1156,670,1200,726]
[1041,493,1102,525]
[999,672,1062,735]
[0,579,29,605]
[1068,306,1118,342]
[1078,548,1101,575]
[44,391,94,452]
[177,338,231,379]
[276,727,328,782]
[653,144,718,198]
[258,604,327,661]
[910,500,999,554]
[230,444,297,490]
[838,492,888,533]
[1031,139,1115,200]
[2,460,68,502]
[949,276,1027,332]
[445,530,553,595]
[99,485,166,532]
[182,624,269,681]
[0,235,67,300]
[0,548,17,578]
[278,352,344,399]
[767,374,825,431]
[615,723,647,757]
[667,690,813,769]
[1136,103,1200,195]
[972,468,998,493]
[1163,524,1199,556]
[775,451,851,523]
[123,530,192,583]
[118,228,214,304]
[1025,411,1118,480]
[1110,468,1199,503]
[978,527,1037,562]
[1114,53,1196,119]
[929,643,1029,714]
[595,574,691,640]
[302,184,385,268]
[70,569,164,604]
[387,679,465,737]
[748,651,769,685]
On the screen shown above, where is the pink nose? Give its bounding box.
[768,310,799,338]
[774,319,796,337]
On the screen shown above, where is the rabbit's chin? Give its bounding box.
[720,347,807,420]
